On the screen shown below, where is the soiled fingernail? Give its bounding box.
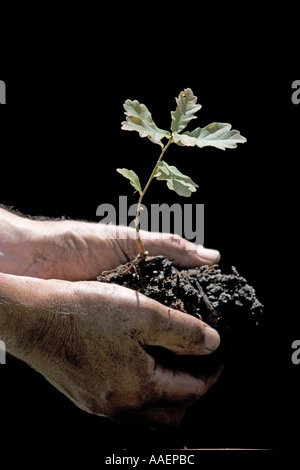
[204,326,220,353]
[197,245,220,264]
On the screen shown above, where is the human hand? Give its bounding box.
[0,208,220,280]
[1,273,221,428]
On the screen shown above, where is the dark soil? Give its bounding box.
[97,256,263,375]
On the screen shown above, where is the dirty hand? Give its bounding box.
[0,273,221,428]
[0,207,220,280]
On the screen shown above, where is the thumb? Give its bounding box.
[142,298,221,356]
[141,230,220,268]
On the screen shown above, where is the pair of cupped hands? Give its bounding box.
[0,208,221,428]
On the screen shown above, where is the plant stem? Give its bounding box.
[135,136,173,256]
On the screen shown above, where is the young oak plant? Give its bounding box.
[118,88,246,262]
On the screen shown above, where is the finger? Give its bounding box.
[140,230,220,267]
[147,363,223,405]
[115,227,220,267]
[142,300,220,356]
[120,365,223,428]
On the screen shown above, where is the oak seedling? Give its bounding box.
[118,88,246,260]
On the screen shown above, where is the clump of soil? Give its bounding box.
[97,256,263,375]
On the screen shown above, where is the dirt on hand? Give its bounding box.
[98,255,263,375]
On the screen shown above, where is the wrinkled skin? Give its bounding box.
[0,208,221,428]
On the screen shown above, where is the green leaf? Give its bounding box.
[172,133,198,146]
[154,161,198,197]
[171,88,202,133]
[185,122,247,150]
[116,168,142,193]
[121,99,170,145]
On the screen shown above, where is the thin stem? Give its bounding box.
[135,136,173,255]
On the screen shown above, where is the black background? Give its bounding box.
[0,11,299,465]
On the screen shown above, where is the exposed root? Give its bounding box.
[121,251,149,275]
